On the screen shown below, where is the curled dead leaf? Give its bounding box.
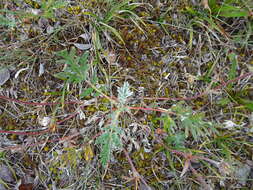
[19,183,33,190]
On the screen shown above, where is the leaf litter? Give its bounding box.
[0,0,253,189]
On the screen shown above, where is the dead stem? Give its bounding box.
[143,72,253,101]
[123,148,151,190]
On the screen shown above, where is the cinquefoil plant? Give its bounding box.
[96,82,133,167]
[54,47,89,83]
[162,102,218,142]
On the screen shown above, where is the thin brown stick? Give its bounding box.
[0,131,80,151]
[1,72,251,106]
[0,128,50,136]
[0,112,77,136]
[123,148,151,189]
[143,72,253,101]
[0,95,82,106]
[0,102,87,136]
[127,106,176,115]
[0,72,251,136]
[189,165,211,190]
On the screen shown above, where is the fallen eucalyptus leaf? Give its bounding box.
[0,67,10,85]
[79,33,91,41]
[39,63,45,77]
[73,43,92,50]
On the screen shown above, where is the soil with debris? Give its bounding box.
[0,0,253,189]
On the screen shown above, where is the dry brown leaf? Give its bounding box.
[18,184,33,190]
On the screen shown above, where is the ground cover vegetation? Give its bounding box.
[0,0,253,189]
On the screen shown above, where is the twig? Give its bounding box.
[0,128,50,136]
[0,72,251,105]
[143,72,253,101]
[0,102,87,136]
[156,136,221,189]
[0,131,80,151]
[0,95,82,106]
[189,165,211,190]
[0,112,77,136]
[127,106,176,115]
[0,72,251,137]
[123,148,151,190]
